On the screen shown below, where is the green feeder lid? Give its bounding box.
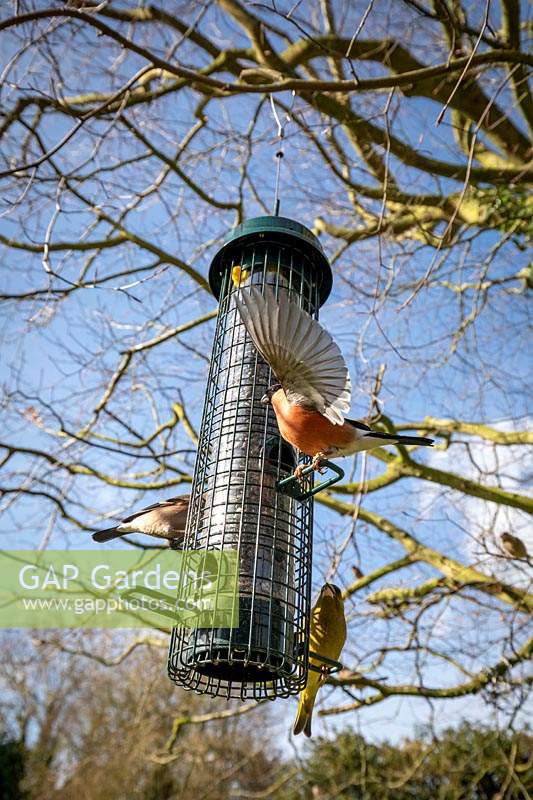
[208,216,333,306]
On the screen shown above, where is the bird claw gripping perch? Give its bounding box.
[307,650,343,675]
[311,453,327,473]
[289,645,343,692]
[276,460,345,501]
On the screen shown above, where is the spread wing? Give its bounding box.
[235,285,351,425]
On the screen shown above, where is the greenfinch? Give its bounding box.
[231,264,249,288]
[293,583,346,738]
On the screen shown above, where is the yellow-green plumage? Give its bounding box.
[231,264,249,288]
[293,583,346,738]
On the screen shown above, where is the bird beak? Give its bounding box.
[260,393,270,405]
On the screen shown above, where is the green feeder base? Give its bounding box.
[276,460,345,501]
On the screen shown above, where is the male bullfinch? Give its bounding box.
[235,286,433,478]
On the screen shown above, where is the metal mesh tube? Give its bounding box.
[168,223,329,700]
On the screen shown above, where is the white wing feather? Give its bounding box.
[235,286,351,424]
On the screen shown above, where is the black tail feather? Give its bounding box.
[396,435,434,446]
[364,432,434,446]
[92,527,122,543]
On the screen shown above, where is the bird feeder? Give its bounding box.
[167,216,334,700]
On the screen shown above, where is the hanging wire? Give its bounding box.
[269,92,296,216]
[269,94,284,216]
[273,150,283,217]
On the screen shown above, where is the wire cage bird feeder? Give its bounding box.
[167,216,333,700]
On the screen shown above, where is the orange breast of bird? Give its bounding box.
[271,390,355,457]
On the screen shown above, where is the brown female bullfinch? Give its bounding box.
[92,495,190,547]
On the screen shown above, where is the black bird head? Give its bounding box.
[261,383,282,405]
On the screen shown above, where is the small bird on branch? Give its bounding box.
[92,495,190,548]
[500,532,530,561]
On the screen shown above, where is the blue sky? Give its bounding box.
[0,0,531,743]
